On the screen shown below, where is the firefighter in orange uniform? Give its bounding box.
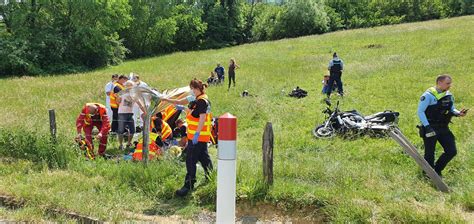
[133,132,162,161]
[132,114,173,161]
[76,103,111,157]
[161,78,213,196]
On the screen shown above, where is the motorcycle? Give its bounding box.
[313,99,399,138]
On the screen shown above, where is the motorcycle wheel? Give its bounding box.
[313,125,335,138]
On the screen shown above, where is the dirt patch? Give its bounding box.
[2,193,326,223]
[236,201,326,223]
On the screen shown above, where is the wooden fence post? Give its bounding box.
[262,122,274,186]
[49,109,57,144]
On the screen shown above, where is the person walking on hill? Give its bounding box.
[214,63,225,84]
[110,75,128,134]
[228,58,240,90]
[417,74,468,177]
[162,78,213,196]
[105,74,119,120]
[327,52,344,98]
[76,103,111,157]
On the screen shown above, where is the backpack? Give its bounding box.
[289,86,307,98]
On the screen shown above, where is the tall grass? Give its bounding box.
[0,16,473,222]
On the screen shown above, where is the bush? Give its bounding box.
[0,1,130,76]
[172,5,207,51]
[251,4,283,41]
[274,0,329,39]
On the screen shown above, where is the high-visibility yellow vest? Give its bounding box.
[133,132,161,161]
[186,94,212,142]
[428,87,447,100]
[162,104,177,122]
[150,117,172,140]
[109,83,124,108]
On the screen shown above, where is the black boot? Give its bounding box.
[175,180,194,197]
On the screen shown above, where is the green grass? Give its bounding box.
[1,16,473,222]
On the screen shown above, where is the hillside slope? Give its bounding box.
[1,16,473,222]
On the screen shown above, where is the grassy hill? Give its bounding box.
[0,16,473,222]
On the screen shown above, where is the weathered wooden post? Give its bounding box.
[262,122,274,186]
[49,109,57,144]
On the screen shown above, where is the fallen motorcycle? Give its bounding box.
[313,100,399,139]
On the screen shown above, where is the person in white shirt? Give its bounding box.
[130,73,149,130]
[117,80,144,150]
[104,74,119,122]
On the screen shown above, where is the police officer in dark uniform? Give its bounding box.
[327,52,344,98]
[417,74,468,177]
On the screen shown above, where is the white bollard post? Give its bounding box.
[217,113,237,224]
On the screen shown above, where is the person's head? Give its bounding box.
[130,73,140,82]
[189,78,207,96]
[230,58,236,65]
[217,63,221,67]
[155,112,163,121]
[85,104,97,115]
[111,74,119,82]
[323,74,330,80]
[124,80,135,89]
[436,74,452,91]
[118,75,128,84]
[175,119,184,127]
[333,52,338,58]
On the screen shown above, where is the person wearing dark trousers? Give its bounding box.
[327,52,344,98]
[109,75,128,133]
[417,74,468,177]
[228,58,239,90]
[161,78,213,196]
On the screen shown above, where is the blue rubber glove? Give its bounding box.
[192,132,200,145]
[175,104,186,111]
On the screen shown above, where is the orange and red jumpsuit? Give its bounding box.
[76,103,111,156]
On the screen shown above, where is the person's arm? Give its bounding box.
[76,107,86,137]
[340,60,344,71]
[417,93,432,127]
[99,112,111,136]
[196,113,206,134]
[161,97,189,105]
[328,60,333,70]
[116,95,122,104]
[105,83,112,96]
[449,96,461,116]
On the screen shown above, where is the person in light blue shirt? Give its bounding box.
[327,52,344,97]
[417,74,468,177]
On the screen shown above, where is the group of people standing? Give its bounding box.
[76,73,149,158]
[208,58,240,90]
[74,51,468,200]
[321,52,468,179]
[76,74,214,197]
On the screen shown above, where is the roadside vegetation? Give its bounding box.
[0,16,473,222]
